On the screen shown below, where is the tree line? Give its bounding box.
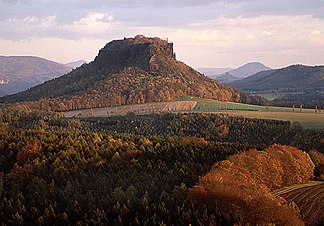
[82,112,324,151]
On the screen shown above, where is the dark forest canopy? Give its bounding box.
[1,108,324,225]
[81,112,324,151]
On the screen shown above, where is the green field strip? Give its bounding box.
[193,99,316,113]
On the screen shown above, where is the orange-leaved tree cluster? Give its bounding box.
[309,149,324,180]
[188,144,315,225]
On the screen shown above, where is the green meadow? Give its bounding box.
[176,97,324,129]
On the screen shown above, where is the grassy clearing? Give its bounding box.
[190,97,323,129]
[194,98,316,113]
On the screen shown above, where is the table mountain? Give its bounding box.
[0,35,266,111]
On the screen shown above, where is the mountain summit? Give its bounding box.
[211,62,271,81]
[93,35,175,72]
[225,62,271,78]
[0,35,265,110]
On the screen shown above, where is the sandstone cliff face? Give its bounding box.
[94,35,175,72]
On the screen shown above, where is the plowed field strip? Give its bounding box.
[272,181,323,196]
[64,100,197,117]
[272,182,324,226]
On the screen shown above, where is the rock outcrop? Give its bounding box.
[94,35,175,72]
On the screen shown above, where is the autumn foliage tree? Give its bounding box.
[309,149,324,180]
[16,142,42,165]
[188,144,314,225]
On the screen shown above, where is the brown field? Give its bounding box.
[63,100,197,117]
[273,181,324,226]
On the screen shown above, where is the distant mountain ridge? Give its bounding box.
[65,60,86,69]
[196,67,232,77]
[215,73,241,84]
[0,35,268,111]
[230,64,324,107]
[211,62,271,83]
[0,56,72,97]
[231,64,324,92]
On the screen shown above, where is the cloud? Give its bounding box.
[1,0,324,29]
[62,12,118,39]
[141,14,324,68]
[0,11,119,40]
[0,15,57,40]
[0,0,324,68]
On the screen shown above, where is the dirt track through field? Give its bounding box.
[273,181,324,226]
[63,101,197,117]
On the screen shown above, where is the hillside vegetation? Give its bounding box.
[231,65,324,107]
[231,65,324,92]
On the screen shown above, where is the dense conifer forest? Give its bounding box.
[81,112,324,150]
[1,107,324,225]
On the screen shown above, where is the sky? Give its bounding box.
[0,0,324,69]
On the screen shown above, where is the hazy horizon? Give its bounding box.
[0,0,324,69]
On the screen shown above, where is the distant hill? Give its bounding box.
[0,35,268,111]
[211,62,271,81]
[0,56,72,97]
[231,65,324,92]
[231,65,324,107]
[196,67,232,77]
[214,73,241,84]
[65,60,86,69]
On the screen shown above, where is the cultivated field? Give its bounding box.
[191,98,324,129]
[194,98,317,113]
[63,100,197,117]
[273,181,324,226]
[63,97,324,129]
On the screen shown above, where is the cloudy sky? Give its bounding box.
[0,0,324,68]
